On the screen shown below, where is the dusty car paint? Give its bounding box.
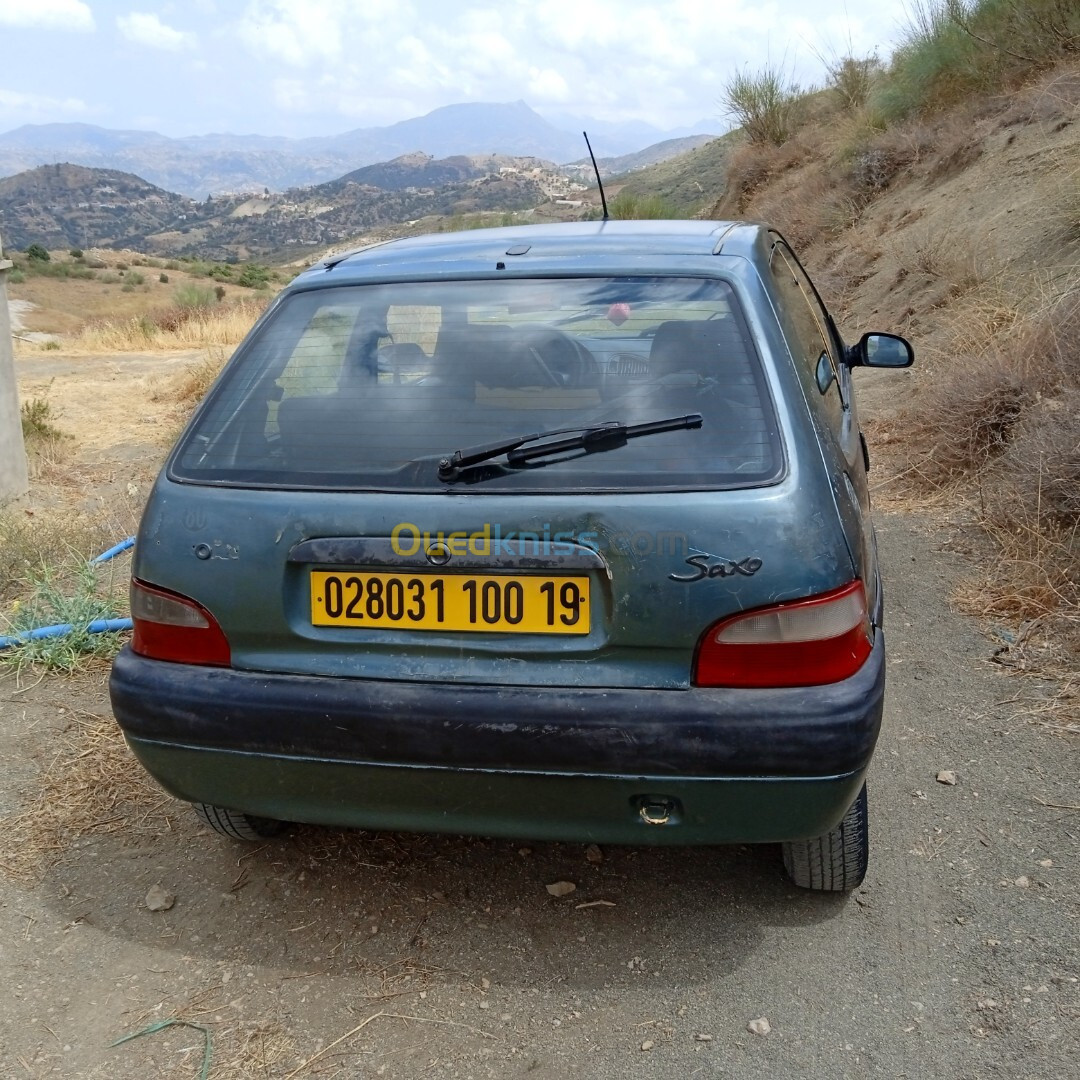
[110,219,911,880]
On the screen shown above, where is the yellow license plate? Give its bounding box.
[310,571,590,634]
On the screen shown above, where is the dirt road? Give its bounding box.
[1,351,1077,1078]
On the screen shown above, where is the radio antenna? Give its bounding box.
[583,131,609,221]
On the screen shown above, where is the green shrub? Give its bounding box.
[98,271,121,284]
[21,260,95,281]
[175,282,217,309]
[8,268,26,284]
[722,63,804,146]
[69,248,83,259]
[826,55,883,111]
[208,264,234,281]
[236,263,271,288]
[0,560,128,673]
[876,0,1080,122]
[125,270,146,286]
[159,272,169,283]
[25,244,50,262]
[874,1,982,122]
[21,396,63,441]
[164,260,180,271]
[609,192,678,219]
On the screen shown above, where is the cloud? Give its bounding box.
[0,0,94,31]
[527,68,570,104]
[200,0,912,132]
[0,88,89,119]
[236,0,412,68]
[272,78,311,112]
[117,12,197,52]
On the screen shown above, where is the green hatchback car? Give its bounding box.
[110,220,913,890]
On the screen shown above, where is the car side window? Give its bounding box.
[768,243,845,434]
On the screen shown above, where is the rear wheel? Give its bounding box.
[193,803,288,841]
[781,783,868,891]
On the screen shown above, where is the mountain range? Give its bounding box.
[0,102,718,199]
[0,154,582,259]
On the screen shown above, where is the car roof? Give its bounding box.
[293,220,769,286]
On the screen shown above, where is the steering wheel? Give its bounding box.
[520,327,590,388]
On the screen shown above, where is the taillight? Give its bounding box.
[130,579,231,666]
[693,580,872,688]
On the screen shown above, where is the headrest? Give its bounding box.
[649,319,736,378]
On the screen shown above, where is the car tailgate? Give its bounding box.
[134,476,855,689]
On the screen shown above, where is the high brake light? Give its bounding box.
[693,580,872,688]
[130,579,231,666]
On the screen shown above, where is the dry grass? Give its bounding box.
[60,297,267,353]
[749,161,866,248]
[8,249,277,341]
[16,392,77,482]
[899,220,989,286]
[962,392,1080,667]
[890,276,1073,479]
[143,346,232,446]
[824,55,884,112]
[0,705,170,884]
[172,346,230,406]
[0,508,126,603]
[809,239,883,322]
[110,985,297,1080]
[882,276,1080,673]
[711,137,816,217]
[847,118,942,192]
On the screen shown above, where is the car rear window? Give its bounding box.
[171,276,782,492]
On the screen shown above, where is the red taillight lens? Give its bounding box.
[693,580,872,688]
[130,579,231,666]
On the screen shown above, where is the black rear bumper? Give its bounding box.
[109,635,885,778]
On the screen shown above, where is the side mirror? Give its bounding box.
[848,332,914,369]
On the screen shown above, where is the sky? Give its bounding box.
[0,0,912,138]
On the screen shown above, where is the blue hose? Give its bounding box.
[0,537,137,651]
[92,537,136,563]
[0,617,134,649]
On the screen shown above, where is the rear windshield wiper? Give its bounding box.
[437,414,703,480]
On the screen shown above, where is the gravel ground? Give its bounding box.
[2,350,1077,1078]
[1,506,1077,1079]
[6,298,59,346]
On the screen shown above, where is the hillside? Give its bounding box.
[0,163,203,250]
[319,152,557,195]
[676,9,1080,677]
[603,132,741,214]
[570,134,721,179]
[0,154,583,259]
[146,154,578,261]
[0,104,715,198]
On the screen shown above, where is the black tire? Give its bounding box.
[781,783,869,891]
[193,803,288,841]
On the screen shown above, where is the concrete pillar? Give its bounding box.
[0,230,30,503]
